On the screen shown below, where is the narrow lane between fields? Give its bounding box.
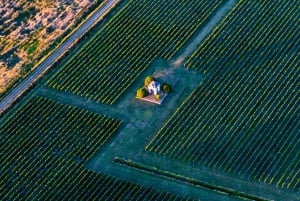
[173,0,237,67]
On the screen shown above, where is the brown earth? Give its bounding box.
[0,0,97,93]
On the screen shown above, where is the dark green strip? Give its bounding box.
[113,157,270,201]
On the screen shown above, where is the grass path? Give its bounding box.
[37,59,212,199]
[172,0,237,67]
[81,1,297,199]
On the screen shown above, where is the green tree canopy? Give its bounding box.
[144,76,154,87]
[136,88,148,98]
[162,83,171,93]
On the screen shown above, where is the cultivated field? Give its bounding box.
[46,0,224,104]
[0,96,195,200]
[146,0,299,191]
[0,0,298,200]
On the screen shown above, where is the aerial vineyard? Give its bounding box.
[46,0,224,104]
[186,0,299,74]
[0,96,122,162]
[0,96,194,200]
[146,0,299,191]
[1,158,194,200]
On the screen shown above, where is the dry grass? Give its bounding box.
[0,64,21,93]
[0,0,97,93]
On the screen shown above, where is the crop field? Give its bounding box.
[0,0,299,200]
[146,0,299,191]
[46,0,224,104]
[0,96,193,200]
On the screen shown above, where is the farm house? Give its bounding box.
[147,80,161,95]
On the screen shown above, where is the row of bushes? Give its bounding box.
[113,157,269,201]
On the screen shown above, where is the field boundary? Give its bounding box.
[113,157,270,201]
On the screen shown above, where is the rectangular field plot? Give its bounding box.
[0,96,122,162]
[0,96,194,200]
[1,158,194,200]
[0,96,117,198]
[146,0,300,191]
[186,0,299,75]
[46,0,224,104]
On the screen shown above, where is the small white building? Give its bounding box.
[147,81,161,95]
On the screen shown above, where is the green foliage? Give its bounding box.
[0,96,191,200]
[15,7,37,24]
[46,26,55,34]
[47,0,223,104]
[144,76,154,87]
[20,63,32,76]
[162,83,172,93]
[155,94,161,100]
[15,10,31,23]
[27,39,39,55]
[148,0,299,191]
[136,88,148,98]
[113,157,265,201]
